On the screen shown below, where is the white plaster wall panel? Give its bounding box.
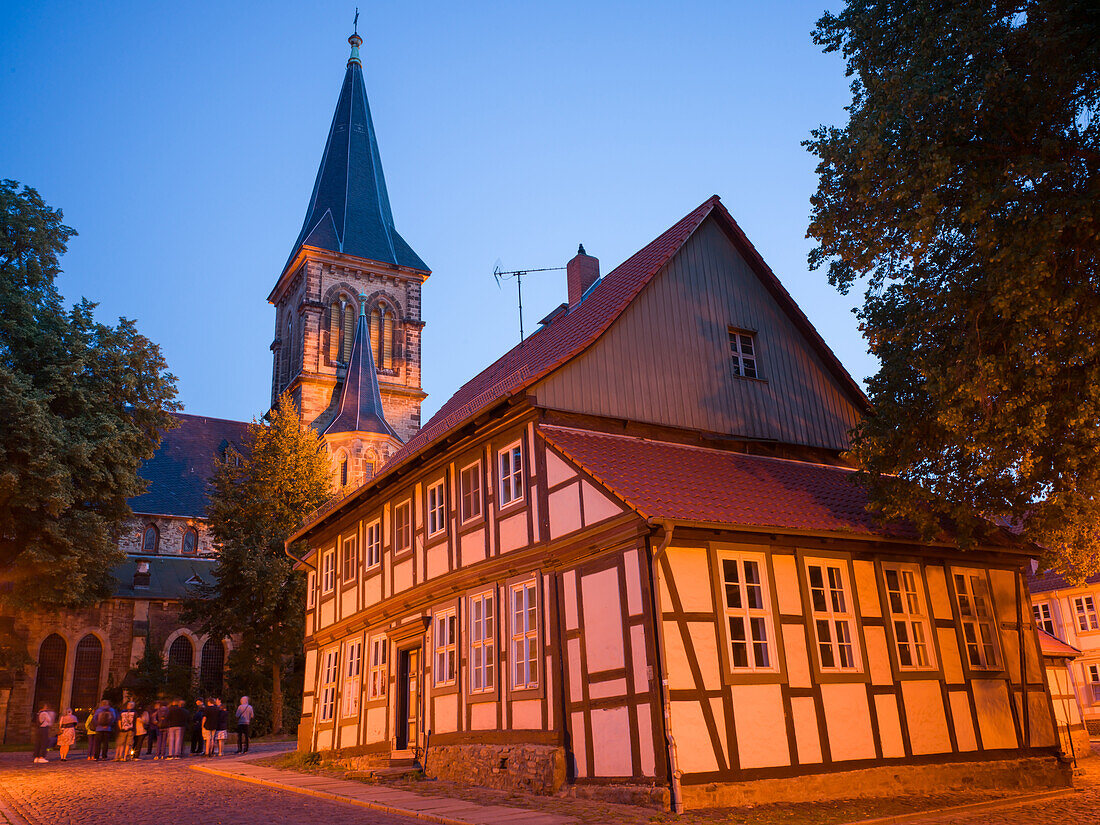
[782,623,812,689]
[791,696,823,763]
[631,623,649,693]
[937,627,965,684]
[549,485,582,540]
[365,706,386,742]
[901,679,952,754]
[852,560,881,617]
[663,627,695,690]
[511,699,541,729]
[623,549,643,616]
[665,547,713,612]
[567,637,583,701]
[315,729,333,751]
[591,707,634,777]
[529,473,541,543]
[393,558,413,593]
[925,565,953,620]
[635,703,656,776]
[563,570,579,630]
[820,683,876,761]
[498,511,527,553]
[305,614,314,637]
[303,649,318,693]
[1000,630,1022,683]
[571,712,589,777]
[433,693,458,734]
[669,700,719,773]
[589,678,628,700]
[471,701,495,730]
[426,543,448,579]
[581,481,621,525]
[872,693,905,758]
[948,690,978,751]
[731,684,789,768]
[544,449,576,488]
[365,575,382,607]
[772,554,802,615]
[1023,630,1042,682]
[972,679,1019,749]
[989,569,1018,625]
[459,528,486,567]
[1027,690,1057,746]
[709,696,729,765]
[863,625,894,686]
[581,568,625,671]
[340,586,356,620]
[688,622,721,686]
[320,600,335,629]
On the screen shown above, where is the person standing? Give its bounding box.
[202,698,216,756]
[166,698,187,759]
[114,701,135,761]
[153,700,170,759]
[190,699,205,755]
[84,707,97,760]
[133,706,148,758]
[235,696,254,754]
[32,703,55,763]
[145,701,159,756]
[214,698,229,757]
[93,700,115,761]
[57,708,78,761]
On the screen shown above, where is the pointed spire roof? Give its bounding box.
[324,299,400,440]
[286,33,428,274]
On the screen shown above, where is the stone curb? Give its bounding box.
[842,787,1078,825]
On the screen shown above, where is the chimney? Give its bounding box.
[133,560,151,590]
[567,244,599,308]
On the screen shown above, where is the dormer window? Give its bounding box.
[142,525,159,554]
[729,329,758,379]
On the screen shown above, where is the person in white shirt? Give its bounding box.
[235,696,254,754]
[32,703,56,763]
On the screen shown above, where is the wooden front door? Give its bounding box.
[395,647,420,750]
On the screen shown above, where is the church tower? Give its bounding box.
[268,30,428,489]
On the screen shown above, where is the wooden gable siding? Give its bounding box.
[533,216,863,451]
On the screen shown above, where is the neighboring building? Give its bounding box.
[289,191,1063,808]
[1037,628,1091,760]
[1028,567,1100,734]
[1,413,247,743]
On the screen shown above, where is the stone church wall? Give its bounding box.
[118,516,214,557]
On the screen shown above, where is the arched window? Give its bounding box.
[31,634,66,718]
[71,634,102,710]
[182,528,198,556]
[199,639,225,696]
[142,525,159,553]
[328,295,356,365]
[168,635,194,672]
[369,305,396,370]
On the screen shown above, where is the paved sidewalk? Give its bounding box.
[191,758,576,825]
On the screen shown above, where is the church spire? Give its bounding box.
[323,297,400,440]
[284,31,428,274]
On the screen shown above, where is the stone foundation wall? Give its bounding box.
[424,744,567,796]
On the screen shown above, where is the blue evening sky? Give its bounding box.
[1,1,871,424]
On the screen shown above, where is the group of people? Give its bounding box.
[32,696,255,764]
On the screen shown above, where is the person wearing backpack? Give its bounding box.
[93,700,115,761]
[114,701,136,761]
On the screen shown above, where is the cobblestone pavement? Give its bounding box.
[0,746,422,825]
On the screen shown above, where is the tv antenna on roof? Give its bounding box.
[493,260,565,343]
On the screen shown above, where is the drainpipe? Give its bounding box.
[1017,571,1030,748]
[646,520,683,814]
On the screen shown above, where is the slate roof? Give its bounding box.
[283,39,428,276]
[111,555,218,601]
[1027,567,1100,595]
[324,306,399,439]
[1037,628,1081,659]
[128,413,251,518]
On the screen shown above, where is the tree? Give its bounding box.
[0,180,179,607]
[806,2,1100,579]
[188,393,331,733]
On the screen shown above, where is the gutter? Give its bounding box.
[646,519,683,814]
[285,545,316,572]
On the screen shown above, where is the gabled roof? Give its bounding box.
[111,555,218,601]
[282,37,428,279]
[1036,628,1081,659]
[1028,567,1100,595]
[324,306,400,439]
[129,413,251,518]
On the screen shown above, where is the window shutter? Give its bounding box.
[382,310,394,369]
[341,302,355,363]
[370,307,381,364]
[329,302,342,362]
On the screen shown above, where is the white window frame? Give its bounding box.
[321,549,336,594]
[882,563,935,670]
[1074,596,1099,633]
[806,559,861,672]
[1088,663,1100,704]
[341,535,358,584]
[510,580,539,690]
[459,461,482,523]
[498,442,524,508]
[427,480,446,537]
[319,648,338,723]
[394,500,412,554]
[717,550,776,672]
[365,520,382,569]
[952,569,1000,670]
[1033,601,1056,635]
[368,635,388,699]
[728,328,759,379]
[434,609,457,687]
[469,590,496,693]
[341,639,362,718]
[307,571,316,609]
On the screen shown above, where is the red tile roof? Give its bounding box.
[1027,567,1100,594]
[1037,628,1081,659]
[539,425,922,540]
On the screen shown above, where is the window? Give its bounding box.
[341,536,358,584]
[329,296,356,364]
[71,634,103,710]
[1089,664,1100,703]
[460,462,482,522]
[427,480,446,536]
[499,442,524,507]
[369,305,396,370]
[953,571,999,669]
[321,549,336,594]
[365,521,381,569]
[167,635,194,674]
[307,571,316,608]
[199,639,225,695]
[368,636,388,699]
[807,561,860,671]
[511,580,539,689]
[434,609,457,686]
[319,648,339,722]
[729,329,758,379]
[31,634,65,718]
[882,565,934,670]
[1074,596,1099,633]
[182,528,198,556]
[394,500,412,553]
[142,525,159,553]
[1033,601,1056,635]
[340,458,349,488]
[342,640,362,717]
[719,552,775,671]
[469,591,495,693]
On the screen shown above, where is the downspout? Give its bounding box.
[646,520,683,814]
[1017,571,1030,749]
[285,543,316,571]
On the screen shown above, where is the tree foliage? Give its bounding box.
[0,180,179,607]
[187,393,331,731]
[807,2,1100,579]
